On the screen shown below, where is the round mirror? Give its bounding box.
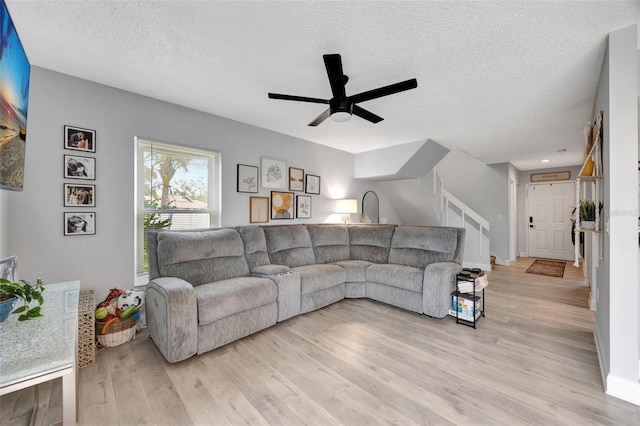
[361,190,379,224]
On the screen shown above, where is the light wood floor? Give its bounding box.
[2,257,640,425]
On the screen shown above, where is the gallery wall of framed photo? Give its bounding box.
[239,156,321,223]
[63,125,97,236]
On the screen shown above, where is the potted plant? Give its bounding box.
[579,200,602,230]
[0,278,45,322]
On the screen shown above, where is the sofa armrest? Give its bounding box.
[146,277,198,363]
[252,270,300,322]
[423,262,462,318]
[251,264,290,275]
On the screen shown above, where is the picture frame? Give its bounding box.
[64,183,95,207]
[271,191,294,219]
[64,212,96,236]
[64,154,95,180]
[0,256,18,282]
[289,167,304,192]
[249,196,270,223]
[305,174,320,195]
[64,125,96,153]
[237,164,258,193]
[261,156,287,190]
[296,195,311,219]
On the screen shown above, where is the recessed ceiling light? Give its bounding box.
[541,159,550,163]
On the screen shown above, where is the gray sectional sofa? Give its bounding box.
[146,224,465,363]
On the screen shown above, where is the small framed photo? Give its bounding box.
[296,195,311,219]
[250,196,270,223]
[271,191,294,219]
[289,167,304,192]
[64,125,95,153]
[0,256,18,282]
[64,212,96,236]
[64,155,95,180]
[64,184,95,207]
[237,164,259,193]
[261,156,287,189]
[305,174,320,195]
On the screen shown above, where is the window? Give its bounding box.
[135,138,220,277]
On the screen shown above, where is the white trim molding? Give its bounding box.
[595,330,640,406]
[606,375,640,406]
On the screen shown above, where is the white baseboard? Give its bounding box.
[593,330,608,392]
[606,375,640,406]
[594,329,640,406]
[520,251,527,257]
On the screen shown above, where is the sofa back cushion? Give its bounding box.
[348,225,396,263]
[306,224,350,264]
[236,226,271,269]
[156,229,249,286]
[388,226,460,269]
[263,225,316,267]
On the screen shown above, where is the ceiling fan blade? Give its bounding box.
[353,105,384,123]
[268,93,329,104]
[350,78,418,104]
[308,108,331,126]
[323,54,346,99]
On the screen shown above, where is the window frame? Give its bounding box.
[134,137,221,281]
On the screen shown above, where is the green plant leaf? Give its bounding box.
[12,305,27,314]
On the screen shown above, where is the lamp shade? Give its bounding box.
[334,199,358,214]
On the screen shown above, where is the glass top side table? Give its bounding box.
[0,280,80,425]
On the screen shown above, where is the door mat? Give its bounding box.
[525,259,566,278]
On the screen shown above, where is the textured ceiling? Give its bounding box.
[6,1,640,171]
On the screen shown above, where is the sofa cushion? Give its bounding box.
[194,276,276,326]
[157,229,249,286]
[263,225,316,267]
[333,260,372,282]
[251,264,290,275]
[348,225,395,263]
[388,226,458,269]
[291,264,347,295]
[366,263,424,293]
[306,224,350,263]
[236,226,271,269]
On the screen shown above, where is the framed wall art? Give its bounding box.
[64,154,95,180]
[249,196,270,223]
[0,255,18,282]
[64,183,95,207]
[305,174,320,195]
[261,156,287,189]
[289,167,304,192]
[237,164,258,193]
[271,191,294,219]
[296,195,311,219]
[64,125,96,153]
[64,212,96,236]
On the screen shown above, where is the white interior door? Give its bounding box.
[527,181,575,261]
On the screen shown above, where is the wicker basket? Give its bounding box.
[78,290,96,368]
[96,315,136,347]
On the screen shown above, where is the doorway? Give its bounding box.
[526,181,575,261]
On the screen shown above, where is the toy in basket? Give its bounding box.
[96,315,136,347]
[94,288,145,347]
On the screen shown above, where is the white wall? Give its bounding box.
[7,67,389,298]
[595,24,639,405]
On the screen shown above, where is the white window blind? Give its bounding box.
[135,138,220,276]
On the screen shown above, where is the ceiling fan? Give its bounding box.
[268,54,418,126]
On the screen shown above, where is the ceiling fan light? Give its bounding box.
[330,111,352,122]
